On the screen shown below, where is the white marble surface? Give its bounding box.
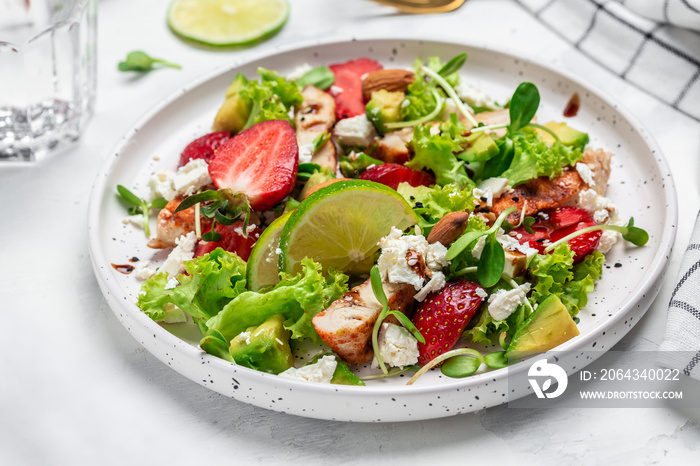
[1,0,699,464]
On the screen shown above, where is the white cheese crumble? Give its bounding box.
[372,323,419,369]
[329,85,343,96]
[472,229,538,262]
[473,187,493,207]
[576,162,596,187]
[455,81,496,109]
[148,159,212,201]
[278,355,337,383]
[577,188,615,224]
[487,283,531,321]
[429,124,441,136]
[475,287,489,300]
[377,227,449,300]
[298,143,314,164]
[164,276,179,290]
[133,261,156,281]
[122,215,144,229]
[238,331,252,345]
[333,114,377,147]
[159,232,197,279]
[477,177,510,198]
[286,63,313,81]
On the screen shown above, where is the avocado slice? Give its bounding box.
[229,314,294,374]
[507,295,580,355]
[309,353,365,386]
[365,90,405,135]
[212,73,252,133]
[458,132,499,162]
[536,121,589,149]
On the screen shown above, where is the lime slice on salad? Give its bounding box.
[246,211,291,291]
[167,0,290,47]
[278,180,419,276]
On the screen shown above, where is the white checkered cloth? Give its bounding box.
[517,0,700,120]
[658,212,700,380]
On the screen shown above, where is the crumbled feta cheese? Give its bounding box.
[286,63,313,81]
[333,115,377,147]
[597,230,620,254]
[329,85,343,96]
[298,143,314,164]
[473,187,493,207]
[477,177,509,198]
[164,276,179,290]
[429,124,441,136]
[372,323,419,369]
[576,162,596,187]
[159,232,197,278]
[487,283,531,321]
[473,229,538,262]
[238,331,251,345]
[414,271,446,302]
[455,81,496,109]
[134,261,156,281]
[122,215,144,229]
[278,355,337,383]
[578,188,615,224]
[475,287,489,300]
[148,159,212,201]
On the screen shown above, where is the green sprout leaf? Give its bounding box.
[622,217,649,246]
[118,51,181,72]
[441,354,481,378]
[483,351,509,369]
[438,53,468,78]
[297,66,335,90]
[446,206,516,261]
[508,82,540,133]
[387,310,425,344]
[523,216,536,234]
[370,265,388,308]
[116,184,164,237]
[477,235,505,288]
[312,131,331,152]
[544,217,649,253]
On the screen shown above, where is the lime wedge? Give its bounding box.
[279,180,419,276]
[246,211,291,291]
[167,0,290,47]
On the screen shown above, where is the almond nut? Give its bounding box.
[361,69,415,102]
[427,211,471,246]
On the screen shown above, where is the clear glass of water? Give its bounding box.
[0,0,97,162]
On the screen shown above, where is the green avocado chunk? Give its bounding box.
[537,121,589,149]
[365,90,405,135]
[507,295,580,355]
[212,73,251,133]
[308,353,365,386]
[458,132,499,162]
[229,314,294,374]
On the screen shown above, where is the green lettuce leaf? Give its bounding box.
[407,116,473,187]
[137,248,247,326]
[397,182,479,235]
[257,67,303,108]
[205,258,348,343]
[339,152,384,178]
[465,284,528,344]
[238,68,302,129]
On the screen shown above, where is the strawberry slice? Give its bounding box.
[329,58,383,120]
[208,120,298,211]
[194,220,262,261]
[412,280,486,366]
[511,206,601,262]
[359,163,435,190]
[178,131,232,167]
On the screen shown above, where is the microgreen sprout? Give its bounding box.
[384,89,445,130]
[369,265,425,375]
[544,217,649,253]
[118,51,181,72]
[446,206,516,261]
[174,189,250,242]
[312,131,331,153]
[116,185,167,237]
[438,53,468,77]
[419,66,478,127]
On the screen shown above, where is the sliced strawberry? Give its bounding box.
[359,163,435,190]
[412,280,486,366]
[178,131,232,167]
[208,120,298,211]
[329,58,383,120]
[510,206,601,262]
[194,220,262,261]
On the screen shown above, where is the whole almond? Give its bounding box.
[427,211,471,246]
[361,69,415,102]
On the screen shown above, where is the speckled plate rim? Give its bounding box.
[88,34,677,418]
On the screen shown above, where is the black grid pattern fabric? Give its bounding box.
[517,0,700,120]
[658,212,700,380]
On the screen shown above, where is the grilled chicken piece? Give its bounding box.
[147,196,211,249]
[581,148,612,195]
[369,127,413,164]
[312,278,415,365]
[295,85,337,170]
[490,169,586,224]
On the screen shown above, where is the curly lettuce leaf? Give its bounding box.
[396,182,478,234]
[205,258,348,343]
[257,67,303,108]
[528,243,604,316]
[238,68,302,129]
[407,116,473,187]
[137,248,247,325]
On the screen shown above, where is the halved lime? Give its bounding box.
[167,0,290,47]
[246,211,291,292]
[278,180,419,276]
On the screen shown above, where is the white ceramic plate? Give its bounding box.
[88,37,677,422]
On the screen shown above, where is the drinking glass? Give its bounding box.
[0,0,97,161]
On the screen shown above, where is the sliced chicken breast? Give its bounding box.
[295,85,337,170]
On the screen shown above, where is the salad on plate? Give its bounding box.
[116,53,648,386]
